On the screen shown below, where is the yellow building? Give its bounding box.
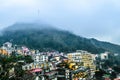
[0,49,8,55]
[81,53,96,70]
[67,50,96,70]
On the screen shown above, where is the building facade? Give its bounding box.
[67,50,96,70]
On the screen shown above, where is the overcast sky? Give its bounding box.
[0,0,120,44]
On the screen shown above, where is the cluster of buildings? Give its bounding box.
[0,42,120,80]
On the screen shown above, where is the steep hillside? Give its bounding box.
[90,38,120,53]
[0,23,120,54]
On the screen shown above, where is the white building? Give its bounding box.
[1,42,13,55]
[22,62,43,70]
[100,52,109,60]
[32,54,48,63]
[67,52,82,62]
[3,42,12,48]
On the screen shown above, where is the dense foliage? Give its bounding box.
[0,54,33,79]
[0,23,120,54]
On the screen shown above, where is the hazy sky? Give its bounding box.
[0,0,120,44]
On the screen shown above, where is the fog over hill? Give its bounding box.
[0,23,120,54]
[4,22,56,31]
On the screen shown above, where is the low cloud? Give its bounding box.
[0,0,120,44]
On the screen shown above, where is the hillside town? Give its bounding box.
[0,42,120,80]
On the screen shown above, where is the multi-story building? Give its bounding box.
[22,62,57,80]
[67,50,82,63]
[67,50,96,70]
[32,54,48,62]
[57,68,72,80]
[81,52,96,70]
[22,62,43,70]
[3,42,12,48]
[100,51,109,60]
[0,49,8,55]
[0,42,14,55]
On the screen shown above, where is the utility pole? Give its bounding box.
[38,9,40,18]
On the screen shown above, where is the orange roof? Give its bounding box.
[0,49,8,55]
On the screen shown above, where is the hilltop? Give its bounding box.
[0,23,120,54]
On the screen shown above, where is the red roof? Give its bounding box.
[30,68,42,73]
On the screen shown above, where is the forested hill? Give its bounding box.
[0,23,120,54]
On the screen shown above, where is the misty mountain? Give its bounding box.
[4,23,55,31]
[0,23,120,54]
